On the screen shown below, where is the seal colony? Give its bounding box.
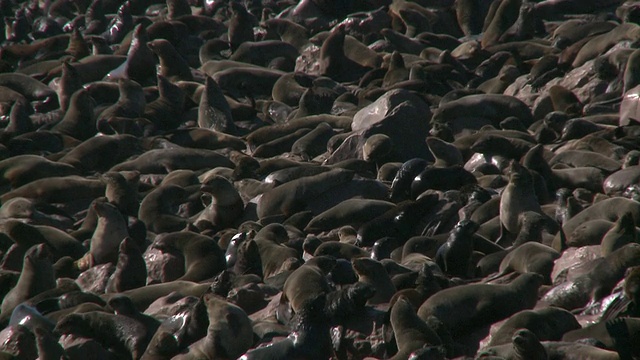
[1,0,640,359]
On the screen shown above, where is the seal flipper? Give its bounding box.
[606,317,634,360]
[198,76,237,135]
[600,293,631,322]
[496,222,515,248]
[276,295,294,326]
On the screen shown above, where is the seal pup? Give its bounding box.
[324,281,375,325]
[240,294,333,360]
[435,219,479,278]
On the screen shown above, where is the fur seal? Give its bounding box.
[552,197,640,251]
[290,122,336,160]
[0,73,57,101]
[191,175,244,231]
[96,78,146,124]
[174,292,254,360]
[0,221,85,271]
[562,317,640,358]
[75,200,128,272]
[481,0,522,48]
[51,88,98,140]
[138,184,189,234]
[304,199,395,233]
[352,257,396,305]
[110,148,234,174]
[233,239,263,279]
[147,39,193,82]
[541,243,640,311]
[390,295,443,360]
[0,175,104,205]
[257,168,354,219]
[600,212,637,256]
[480,328,548,360]
[56,61,82,113]
[319,27,372,82]
[279,255,335,322]
[253,223,300,279]
[0,244,55,321]
[119,24,156,84]
[486,242,561,284]
[142,75,187,131]
[101,171,140,217]
[105,237,146,293]
[58,134,142,173]
[486,307,581,347]
[357,194,440,247]
[500,161,548,237]
[55,310,152,359]
[242,293,332,359]
[152,231,226,282]
[417,273,543,338]
[313,241,368,260]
